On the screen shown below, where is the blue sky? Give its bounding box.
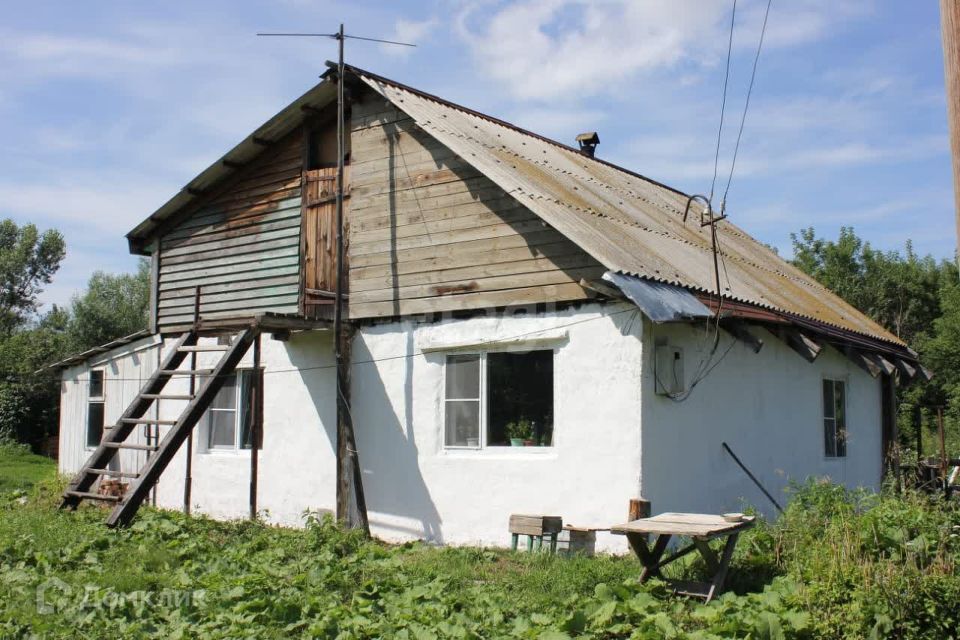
[0,1,953,312]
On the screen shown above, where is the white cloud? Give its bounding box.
[380,17,439,55]
[454,0,870,103]
[456,0,728,101]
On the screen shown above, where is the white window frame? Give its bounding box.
[442,350,555,451]
[85,368,106,450]
[202,369,259,453]
[822,377,848,459]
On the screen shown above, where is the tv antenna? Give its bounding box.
[255,25,415,533]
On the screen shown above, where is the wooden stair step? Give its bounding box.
[178,345,231,352]
[140,393,195,400]
[103,442,158,451]
[65,491,121,502]
[120,418,177,425]
[88,468,139,478]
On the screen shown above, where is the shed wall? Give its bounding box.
[155,129,304,328]
[347,92,604,319]
[640,323,884,518]
[58,336,162,477]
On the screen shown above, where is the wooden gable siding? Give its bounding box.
[346,93,602,319]
[155,129,304,328]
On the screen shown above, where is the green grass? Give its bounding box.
[0,441,56,493]
[0,445,958,639]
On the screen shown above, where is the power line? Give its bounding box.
[710,0,738,203]
[721,0,773,205]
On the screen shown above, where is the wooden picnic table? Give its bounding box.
[610,512,755,602]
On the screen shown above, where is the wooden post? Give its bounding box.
[332,24,369,533]
[938,405,947,486]
[941,0,960,257]
[184,287,201,515]
[628,497,651,521]
[249,333,261,520]
[880,373,899,484]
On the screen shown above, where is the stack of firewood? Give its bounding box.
[98,479,128,498]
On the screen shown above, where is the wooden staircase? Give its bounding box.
[60,325,259,527]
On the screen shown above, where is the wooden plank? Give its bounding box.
[161,215,301,252]
[350,228,567,269]
[350,266,602,304]
[350,239,581,281]
[350,194,521,232]
[162,201,302,242]
[350,205,535,244]
[175,196,303,233]
[508,514,563,535]
[348,282,592,319]
[161,254,300,284]
[161,226,300,259]
[159,292,300,315]
[158,305,302,327]
[160,274,300,298]
[349,167,465,200]
[352,254,600,294]
[611,514,754,538]
[350,219,551,257]
[349,176,504,217]
[161,245,299,273]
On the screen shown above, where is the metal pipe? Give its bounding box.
[721,442,784,514]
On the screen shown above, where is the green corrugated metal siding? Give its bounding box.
[156,130,304,327]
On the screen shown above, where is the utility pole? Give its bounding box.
[256,25,413,533]
[941,0,960,259]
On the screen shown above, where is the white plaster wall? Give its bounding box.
[640,322,883,520]
[352,301,645,552]
[151,329,338,526]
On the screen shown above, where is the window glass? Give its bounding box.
[207,374,238,449]
[487,351,554,446]
[86,402,104,448]
[444,355,480,447]
[443,350,555,449]
[238,370,258,449]
[445,355,480,399]
[823,379,847,458]
[89,370,104,398]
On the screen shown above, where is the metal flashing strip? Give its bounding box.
[603,272,712,323]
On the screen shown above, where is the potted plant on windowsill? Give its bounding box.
[506,419,534,447]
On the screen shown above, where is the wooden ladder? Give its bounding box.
[60,325,260,527]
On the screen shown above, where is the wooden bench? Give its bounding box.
[509,514,563,552]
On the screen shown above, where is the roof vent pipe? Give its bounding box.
[576,131,599,158]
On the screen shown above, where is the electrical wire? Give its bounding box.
[721,0,773,204]
[710,0,738,203]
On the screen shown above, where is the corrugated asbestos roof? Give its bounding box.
[355,68,905,348]
[41,330,156,372]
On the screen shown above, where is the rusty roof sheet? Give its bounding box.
[357,70,904,347]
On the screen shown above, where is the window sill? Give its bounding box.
[441,446,557,460]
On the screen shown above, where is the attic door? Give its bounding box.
[303,121,350,315]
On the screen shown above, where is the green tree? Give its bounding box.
[0,308,69,446]
[65,258,150,352]
[0,219,65,336]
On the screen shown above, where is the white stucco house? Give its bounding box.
[51,65,920,552]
